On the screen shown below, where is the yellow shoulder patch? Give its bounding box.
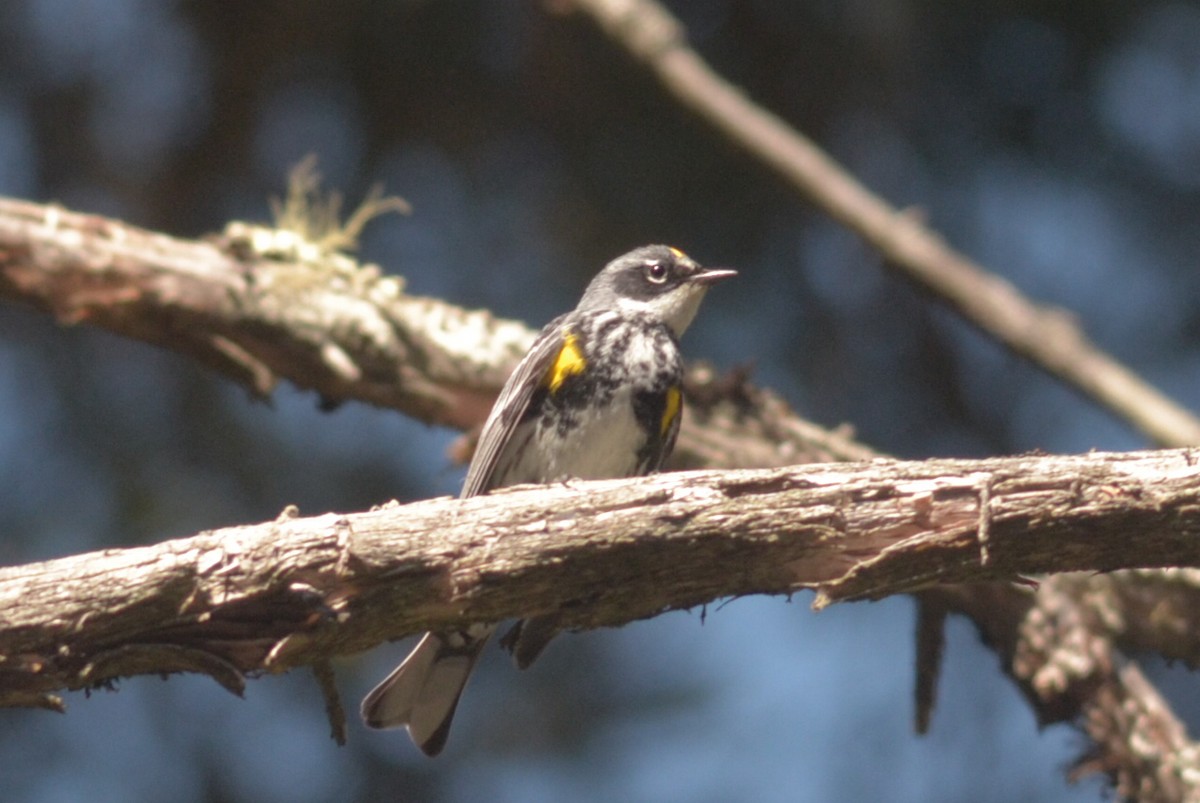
[661,386,682,435]
[546,331,587,392]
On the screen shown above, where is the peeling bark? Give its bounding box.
[4,450,1200,727]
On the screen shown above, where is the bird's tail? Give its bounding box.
[361,627,493,756]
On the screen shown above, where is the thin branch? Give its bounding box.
[913,591,948,735]
[567,0,1200,449]
[312,660,348,746]
[560,5,1200,794]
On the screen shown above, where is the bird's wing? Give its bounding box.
[460,317,568,498]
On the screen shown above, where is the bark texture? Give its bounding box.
[4,450,1200,722]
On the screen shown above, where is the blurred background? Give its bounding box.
[2,1,1199,800]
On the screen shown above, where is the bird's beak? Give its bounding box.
[689,267,738,286]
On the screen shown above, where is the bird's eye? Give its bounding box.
[644,261,669,284]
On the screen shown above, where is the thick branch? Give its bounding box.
[0,197,527,431]
[568,0,1200,449]
[4,449,1200,713]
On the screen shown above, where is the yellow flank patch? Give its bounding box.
[546,332,587,392]
[661,386,682,435]
[668,246,686,260]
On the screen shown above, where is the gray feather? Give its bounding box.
[360,629,493,756]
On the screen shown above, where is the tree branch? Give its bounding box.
[3,193,1199,796]
[0,196,526,431]
[0,196,864,469]
[3,11,1198,787]
[3,449,1200,713]
[928,580,1200,801]
[567,0,1200,449]
[545,4,1200,795]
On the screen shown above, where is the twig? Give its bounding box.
[913,593,948,735]
[311,660,347,746]
[567,0,1200,449]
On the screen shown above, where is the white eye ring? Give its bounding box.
[644,261,669,283]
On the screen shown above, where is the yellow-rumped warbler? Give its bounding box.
[361,245,735,755]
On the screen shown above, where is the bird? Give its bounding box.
[361,244,736,755]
